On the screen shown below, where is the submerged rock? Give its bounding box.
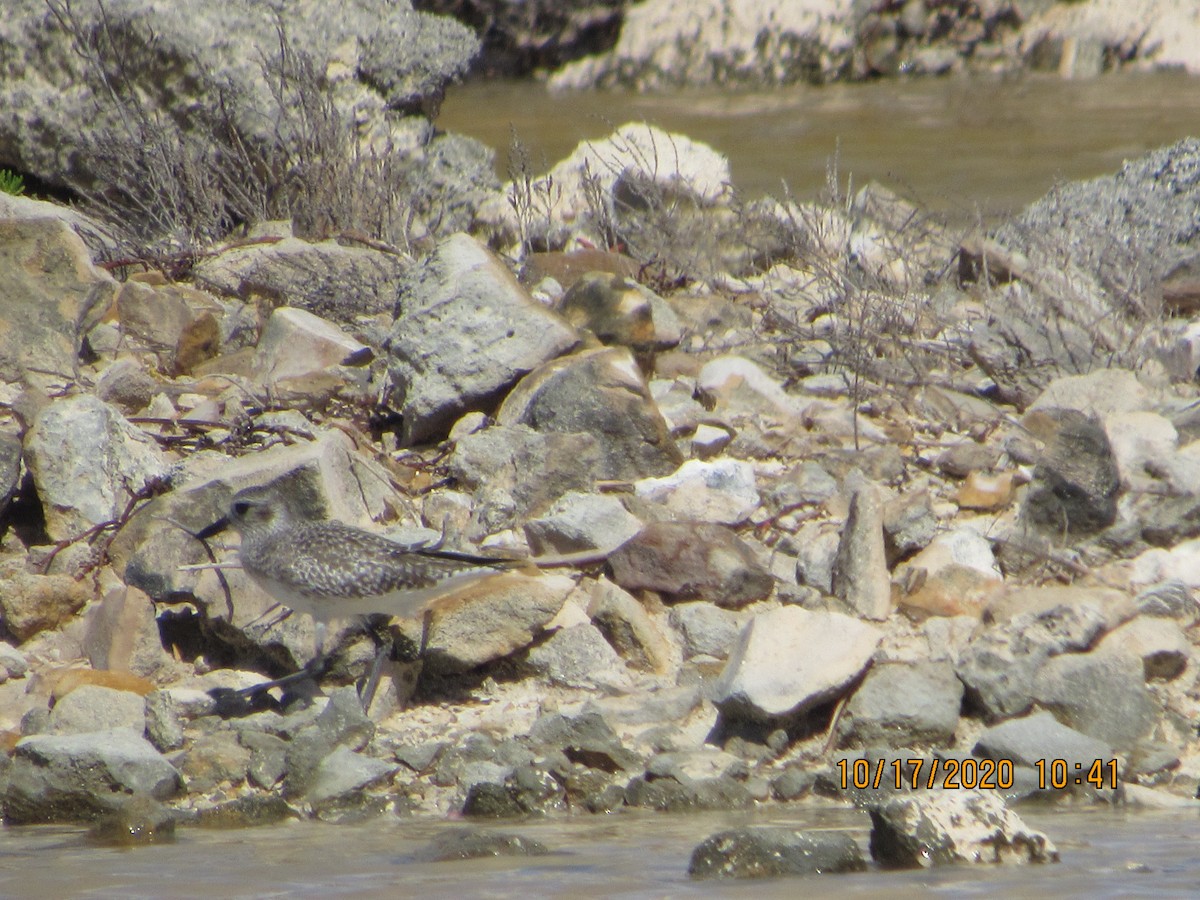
[688,827,866,879]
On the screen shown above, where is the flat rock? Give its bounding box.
[46,684,146,736]
[1032,650,1158,751]
[496,346,681,480]
[668,602,745,660]
[304,746,397,809]
[523,491,643,557]
[608,521,774,608]
[868,790,1059,867]
[524,622,631,690]
[25,394,172,541]
[3,729,182,824]
[1097,617,1191,680]
[252,306,370,387]
[634,458,759,525]
[837,661,963,749]
[688,827,866,879]
[114,279,222,375]
[974,710,1114,771]
[696,355,800,423]
[388,232,579,445]
[421,573,575,675]
[713,607,883,722]
[421,828,551,862]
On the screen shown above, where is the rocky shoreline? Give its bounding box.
[1,0,1200,882]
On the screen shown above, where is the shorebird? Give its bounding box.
[194,481,537,711]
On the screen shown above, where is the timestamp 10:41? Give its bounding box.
[1034,758,1120,790]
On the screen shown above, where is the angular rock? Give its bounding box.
[832,482,892,621]
[175,731,252,794]
[525,622,630,690]
[304,746,397,810]
[1098,617,1191,680]
[587,579,674,673]
[527,711,642,774]
[523,491,643,557]
[974,710,1114,772]
[0,430,22,517]
[556,272,682,353]
[837,661,963,749]
[1134,580,1199,622]
[420,573,575,675]
[114,279,221,375]
[1020,408,1120,539]
[46,685,146,736]
[24,394,172,542]
[688,827,866,879]
[713,607,883,722]
[3,729,182,824]
[0,561,93,642]
[388,233,579,444]
[696,355,800,423]
[1028,368,1150,418]
[955,471,1015,511]
[883,489,937,560]
[608,521,774,608]
[895,528,1003,618]
[196,228,408,323]
[668,602,744,660]
[422,828,550,862]
[83,586,178,680]
[869,790,1059,867]
[1032,651,1158,751]
[0,218,114,386]
[634,458,759,525]
[496,346,681,480]
[252,306,370,387]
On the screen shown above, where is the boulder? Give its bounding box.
[836,661,963,749]
[688,827,866,879]
[832,482,892,621]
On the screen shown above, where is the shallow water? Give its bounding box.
[439,72,1200,222]
[3,805,1199,898]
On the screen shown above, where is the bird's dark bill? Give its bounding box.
[196,516,230,541]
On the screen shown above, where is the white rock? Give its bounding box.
[1104,410,1177,489]
[1029,368,1148,417]
[634,458,760,525]
[1130,539,1200,588]
[523,491,644,556]
[697,355,799,421]
[253,306,368,385]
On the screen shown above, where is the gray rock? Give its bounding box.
[974,710,1114,771]
[1032,651,1158,751]
[46,685,146,736]
[527,711,642,774]
[0,641,29,683]
[868,790,1059,866]
[1134,580,1199,622]
[421,827,551,862]
[83,586,178,680]
[86,795,176,847]
[419,573,575,675]
[241,731,289,790]
[587,579,674,673]
[832,482,892,621]
[623,773,754,812]
[688,827,866,879]
[1021,409,1120,539]
[94,358,159,413]
[669,602,744,660]
[175,730,252,794]
[634,458,759,525]
[191,794,297,828]
[449,424,607,534]
[524,623,630,690]
[25,394,172,542]
[713,607,883,722]
[3,729,182,824]
[608,521,774,608]
[388,232,579,445]
[0,218,114,387]
[883,489,938,560]
[556,272,682,353]
[496,346,681,480]
[251,306,370,389]
[196,230,408,323]
[143,691,185,753]
[304,746,397,810]
[462,765,567,818]
[956,602,1110,720]
[1098,617,1191,680]
[0,431,21,518]
[283,688,376,800]
[113,280,221,376]
[837,661,963,748]
[523,491,643,557]
[0,560,94,641]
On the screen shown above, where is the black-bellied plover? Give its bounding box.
[196,481,534,709]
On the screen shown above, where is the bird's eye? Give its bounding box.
[232,501,250,517]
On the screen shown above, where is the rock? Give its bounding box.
[1032,651,1158,751]
[836,661,963,749]
[523,491,643,557]
[175,731,252,794]
[868,790,1059,867]
[974,710,1114,773]
[191,794,297,828]
[196,228,408,322]
[86,795,176,847]
[1097,617,1190,680]
[24,394,172,542]
[143,691,185,753]
[624,773,754,813]
[3,729,182,824]
[688,827,866,879]
[462,765,567,818]
[0,218,114,387]
[521,249,641,292]
[832,482,892,621]
[0,561,93,642]
[93,359,159,413]
[668,602,745,660]
[713,607,883,722]
[0,642,29,683]
[1020,409,1120,539]
[0,431,21,520]
[794,524,841,593]
[1134,580,1199,622]
[608,521,774,608]
[527,711,642,774]
[1105,411,1178,490]
[691,424,732,458]
[83,586,178,680]
[955,471,1015,511]
[587,579,674,673]
[46,685,146,736]
[422,827,551,861]
[496,346,681,480]
[894,528,1003,618]
[955,600,1111,720]
[525,622,630,690]
[883,489,937,560]
[549,2,855,90]
[252,306,370,388]
[304,746,397,811]
[937,441,1001,478]
[420,573,575,675]
[1130,538,1200,590]
[1028,368,1150,419]
[696,355,799,423]
[634,459,759,525]
[449,424,607,534]
[388,232,579,445]
[114,280,222,375]
[283,688,376,800]
[556,272,682,353]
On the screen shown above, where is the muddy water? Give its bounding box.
[3,805,1200,897]
[439,72,1200,222]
